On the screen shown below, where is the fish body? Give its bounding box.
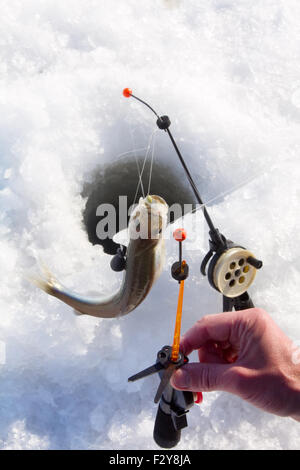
[37,195,168,318]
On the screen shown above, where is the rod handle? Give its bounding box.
[153,405,181,449]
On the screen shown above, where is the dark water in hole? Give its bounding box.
[82,156,198,254]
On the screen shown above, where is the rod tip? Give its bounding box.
[123,87,132,98]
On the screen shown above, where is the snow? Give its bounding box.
[1,0,300,450]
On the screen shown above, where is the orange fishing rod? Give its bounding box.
[171,274,185,362]
[171,228,187,362]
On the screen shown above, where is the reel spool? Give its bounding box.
[207,247,261,298]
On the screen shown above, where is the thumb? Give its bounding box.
[171,362,233,392]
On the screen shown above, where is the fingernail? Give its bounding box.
[173,369,191,389]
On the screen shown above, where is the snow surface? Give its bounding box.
[1,0,300,450]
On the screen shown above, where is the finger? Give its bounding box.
[198,345,229,364]
[170,362,233,393]
[180,310,252,356]
[198,341,226,364]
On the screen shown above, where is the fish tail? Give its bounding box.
[30,272,85,316]
[30,262,123,319]
[29,264,62,297]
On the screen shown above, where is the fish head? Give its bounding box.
[129,195,168,241]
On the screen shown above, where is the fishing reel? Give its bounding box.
[201,228,262,310]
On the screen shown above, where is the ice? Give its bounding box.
[0,0,300,450]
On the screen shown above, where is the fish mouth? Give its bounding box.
[143,195,168,219]
[143,194,168,211]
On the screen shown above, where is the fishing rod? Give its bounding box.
[123,88,263,447]
[128,228,198,448]
[123,88,218,236]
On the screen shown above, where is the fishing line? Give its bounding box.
[147,130,157,196]
[129,123,146,199]
[133,128,157,206]
[114,146,150,161]
[190,166,269,216]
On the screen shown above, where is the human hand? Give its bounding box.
[171,308,300,421]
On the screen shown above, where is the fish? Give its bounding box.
[35,195,169,318]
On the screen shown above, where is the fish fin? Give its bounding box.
[113,228,129,247]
